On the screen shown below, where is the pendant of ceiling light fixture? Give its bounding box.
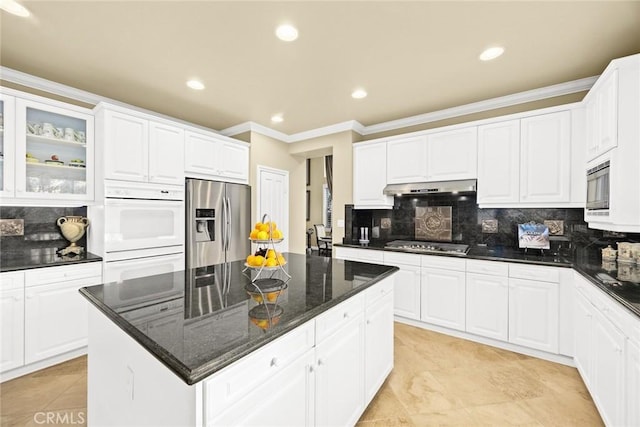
[0,0,30,17]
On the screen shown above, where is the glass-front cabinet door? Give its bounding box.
[14,98,94,201]
[0,94,16,197]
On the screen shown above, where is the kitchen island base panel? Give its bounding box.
[88,306,199,427]
[393,316,575,368]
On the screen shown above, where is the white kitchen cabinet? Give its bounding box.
[99,106,184,185]
[573,288,593,385]
[208,349,315,427]
[627,338,640,427]
[12,96,94,202]
[520,111,571,204]
[508,277,559,354]
[477,120,520,204]
[364,279,394,403]
[24,263,102,365]
[0,94,16,198]
[0,272,25,373]
[465,272,509,341]
[591,307,626,427]
[586,68,618,161]
[383,252,421,320]
[421,266,466,332]
[315,305,365,427]
[353,141,393,209]
[386,135,428,184]
[184,131,248,184]
[425,127,477,181]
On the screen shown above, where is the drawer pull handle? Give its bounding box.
[317,358,324,366]
[309,365,314,373]
[161,190,169,194]
[13,296,21,302]
[366,319,371,325]
[270,357,278,367]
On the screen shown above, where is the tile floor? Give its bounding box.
[0,322,603,426]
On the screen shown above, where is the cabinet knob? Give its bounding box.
[13,296,22,302]
[366,319,371,325]
[343,312,349,319]
[309,365,314,373]
[317,358,324,366]
[270,357,278,367]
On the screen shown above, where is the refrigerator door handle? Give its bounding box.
[226,197,232,252]
[221,196,228,253]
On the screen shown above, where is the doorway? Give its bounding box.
[256,165,289,252]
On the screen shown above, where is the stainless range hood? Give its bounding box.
[383,179,476,196]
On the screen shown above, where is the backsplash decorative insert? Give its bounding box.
[0,219,25,236]
[0,206,87,252]
[415,206,452,241]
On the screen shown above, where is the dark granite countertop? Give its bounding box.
[335,241,640,318]
[79,253,398,385]
[0,247,102,272]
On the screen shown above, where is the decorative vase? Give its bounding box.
[57,216,90,256]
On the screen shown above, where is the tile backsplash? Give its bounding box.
[346,193,640,251]
[0,206,88,252]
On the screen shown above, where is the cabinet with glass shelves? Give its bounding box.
[10,96,94,201]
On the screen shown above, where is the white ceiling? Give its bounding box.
[1,1,639,135]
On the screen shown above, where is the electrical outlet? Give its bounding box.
[0,219,24,236]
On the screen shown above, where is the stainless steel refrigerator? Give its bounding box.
[186,178,251,268]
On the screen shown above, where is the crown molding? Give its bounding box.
[361,76,597,136]
[288,120,365,142]
[220,121,291,142]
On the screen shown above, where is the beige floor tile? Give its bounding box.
[0,374,80,417]
[388,368,465,414]
[516,392,604,426]
[410,407,477,426]
[466,401,542,425]
[356,416,416,427]
[30,356,87,379]
[360,380,412,422]
[44,377,87,411]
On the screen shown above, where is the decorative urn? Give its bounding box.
[57,216,90,256]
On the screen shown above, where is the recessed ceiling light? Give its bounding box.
[479,46,505,61]
[275,24,298,42]
[352,89,368,99]
[0,0,30,17]
[186,79,205,90]
[271,114,284,123]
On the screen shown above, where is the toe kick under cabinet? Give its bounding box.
[0,262,102,381]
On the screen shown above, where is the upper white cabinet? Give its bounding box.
[184,130,249,184]
[386,135,428,183]
[478,108,582,208]
[425,127,477,181]
[586,68,618,161]
[0,89,95,203]
[520,111,571,204]
[96,104,185,185]
[477,120,520,204]
[353,141,393,209]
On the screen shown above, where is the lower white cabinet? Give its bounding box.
[364,280,394,403]
[421,267,466,332]
[590,307,626,427]
[315,309,365,427]
[508,278,559,353]
[1,272,25,372]
[383,252,421,320]
[627,338,640,427]
[1,263,102,377]
[465,272,508,341]
[209,349,315,427]
[573,290,593,385]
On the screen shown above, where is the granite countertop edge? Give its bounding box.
[80,265,399,385]
[1,252,103,273]
[572,265,640,318]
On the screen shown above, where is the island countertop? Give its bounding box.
[80,253,397,385]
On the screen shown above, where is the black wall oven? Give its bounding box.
[586,160,610,210]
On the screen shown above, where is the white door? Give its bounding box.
[364,293,394,403]
[520,111,571,203]
[508,278,559,353]
[421,268,466,331]
[148,121,184,185]
[386,135,428,184]
[573,291,593,385]
[477,120,520,204]
[104,110,148,182]
[315,315,365,427]
[389,264,421,320]
[465,273,509,341]
[425,127,478,181]
[257,166,289,252]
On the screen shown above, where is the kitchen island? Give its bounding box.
[80,253,398,426]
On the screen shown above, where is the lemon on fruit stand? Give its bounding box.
[265,258,277,267]
[258,223,270,233]
[246,254,256,266]
[266,249,276,259]
[256,231,268,240]
[277,255,286,265]
[249,229,259,239]
[253,255,265,267]
[272,229,283,239]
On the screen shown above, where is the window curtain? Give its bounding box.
[325,155,333,195]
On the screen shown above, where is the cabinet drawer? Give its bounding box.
[365,276,393,306]
[383,251,421,267]
[204,320,315,414]
[421,255,465,272]
[25,262,102,287]
[466,259,508,276]
[509,264,560,283]
[335,247,384,263]
[316,293,364,343]
[1,271,25,291]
